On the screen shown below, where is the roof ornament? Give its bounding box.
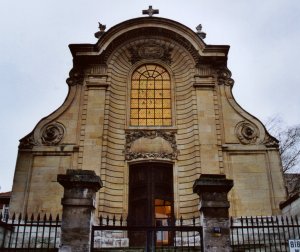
[142,5,159,17]
[196,24,206,39]
[94,22,106,39]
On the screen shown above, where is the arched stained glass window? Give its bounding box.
[130,64,172,126]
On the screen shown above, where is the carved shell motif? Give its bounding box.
[235,121,259,144]
[41,122,65,145]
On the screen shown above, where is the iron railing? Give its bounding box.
[91,215,203,251]
[230,215,300,251]
[0,212,61,251]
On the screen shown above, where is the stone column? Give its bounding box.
[57,169,102,252]
[193,174,233,252]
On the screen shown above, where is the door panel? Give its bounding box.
[128,163,174,247]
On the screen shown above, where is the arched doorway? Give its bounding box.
[128,162,174,247]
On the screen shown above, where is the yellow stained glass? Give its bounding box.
[147,119,155,126]
[139,90,146,98]
[163,99,171,108]
[146,65,156,71]
[139,80,147,89]
[139,109,147,118]
[131,90,139,98]
[163,81,170,89]
[163,90,171,98]
[147,90,155,98]
[155,99,163,108]
[147,99,155,108]
[140,99,147,108]
[155,80,163,89]
[131,119,138,125]
[131,99,139,108]
[130,64,172,126]
[131,109,139,119]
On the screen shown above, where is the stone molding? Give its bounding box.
[235,121,259,145]
[125,130,178,160]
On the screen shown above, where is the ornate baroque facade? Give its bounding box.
[10,15,286,219]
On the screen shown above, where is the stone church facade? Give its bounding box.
[9,15,286,220]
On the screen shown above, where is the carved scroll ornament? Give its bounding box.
[41,122,65,145]
[66,68,84,86]
[235,121,259,145]
[217,67,235,86]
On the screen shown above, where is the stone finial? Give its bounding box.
[196,24,206,39]
[94,22,106,39]
[142,5,159,17]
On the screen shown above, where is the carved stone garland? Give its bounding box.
[235,121,259,145]
[217,67,235,86]
[128,40,173,65]
[125,130,178,160]
[41,122,65,145]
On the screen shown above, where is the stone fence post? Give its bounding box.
[193,174,233,252]
[57,169,102,252]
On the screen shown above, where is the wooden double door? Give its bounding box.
[128,162,174,247]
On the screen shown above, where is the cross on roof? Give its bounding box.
[142,5,159,17]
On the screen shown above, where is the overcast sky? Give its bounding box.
[0,0,299,192]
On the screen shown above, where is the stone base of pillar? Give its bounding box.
[57,169,102,252]
[193,174,233,252]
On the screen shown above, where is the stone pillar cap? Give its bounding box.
[193,174,233,194]
[57,169,103,190]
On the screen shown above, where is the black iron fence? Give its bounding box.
[0,212,61,251]
[230,215,300,251]
[91,215,203,251]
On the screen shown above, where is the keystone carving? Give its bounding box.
[125,130,178,160]
[41,122,65,145]
[217,67,235,86]
[128,41,172,65]
[235,121,259,144]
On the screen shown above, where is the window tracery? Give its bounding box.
[130,64,172,126]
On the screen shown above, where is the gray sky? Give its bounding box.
[1,0,300,192]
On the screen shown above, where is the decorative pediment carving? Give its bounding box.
[125,130,178,160]
[235,121,259,145]
[128,41,172,65]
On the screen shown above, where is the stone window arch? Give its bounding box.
[130,64,172,126]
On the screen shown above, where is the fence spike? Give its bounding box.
[25,213,28,222]
[106,215,109,225]
[193,216,195,226]
[113,215,116,226]
[56,214,60,222]
[37,213,40,221]
[49,214,53,221]
[0,212,2,220]
[120,215,123,226]
[43,213,47,221]
[180,216,183,226]
[12,212,16,221]
[99,215,103,226]
[18,213,22,222]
